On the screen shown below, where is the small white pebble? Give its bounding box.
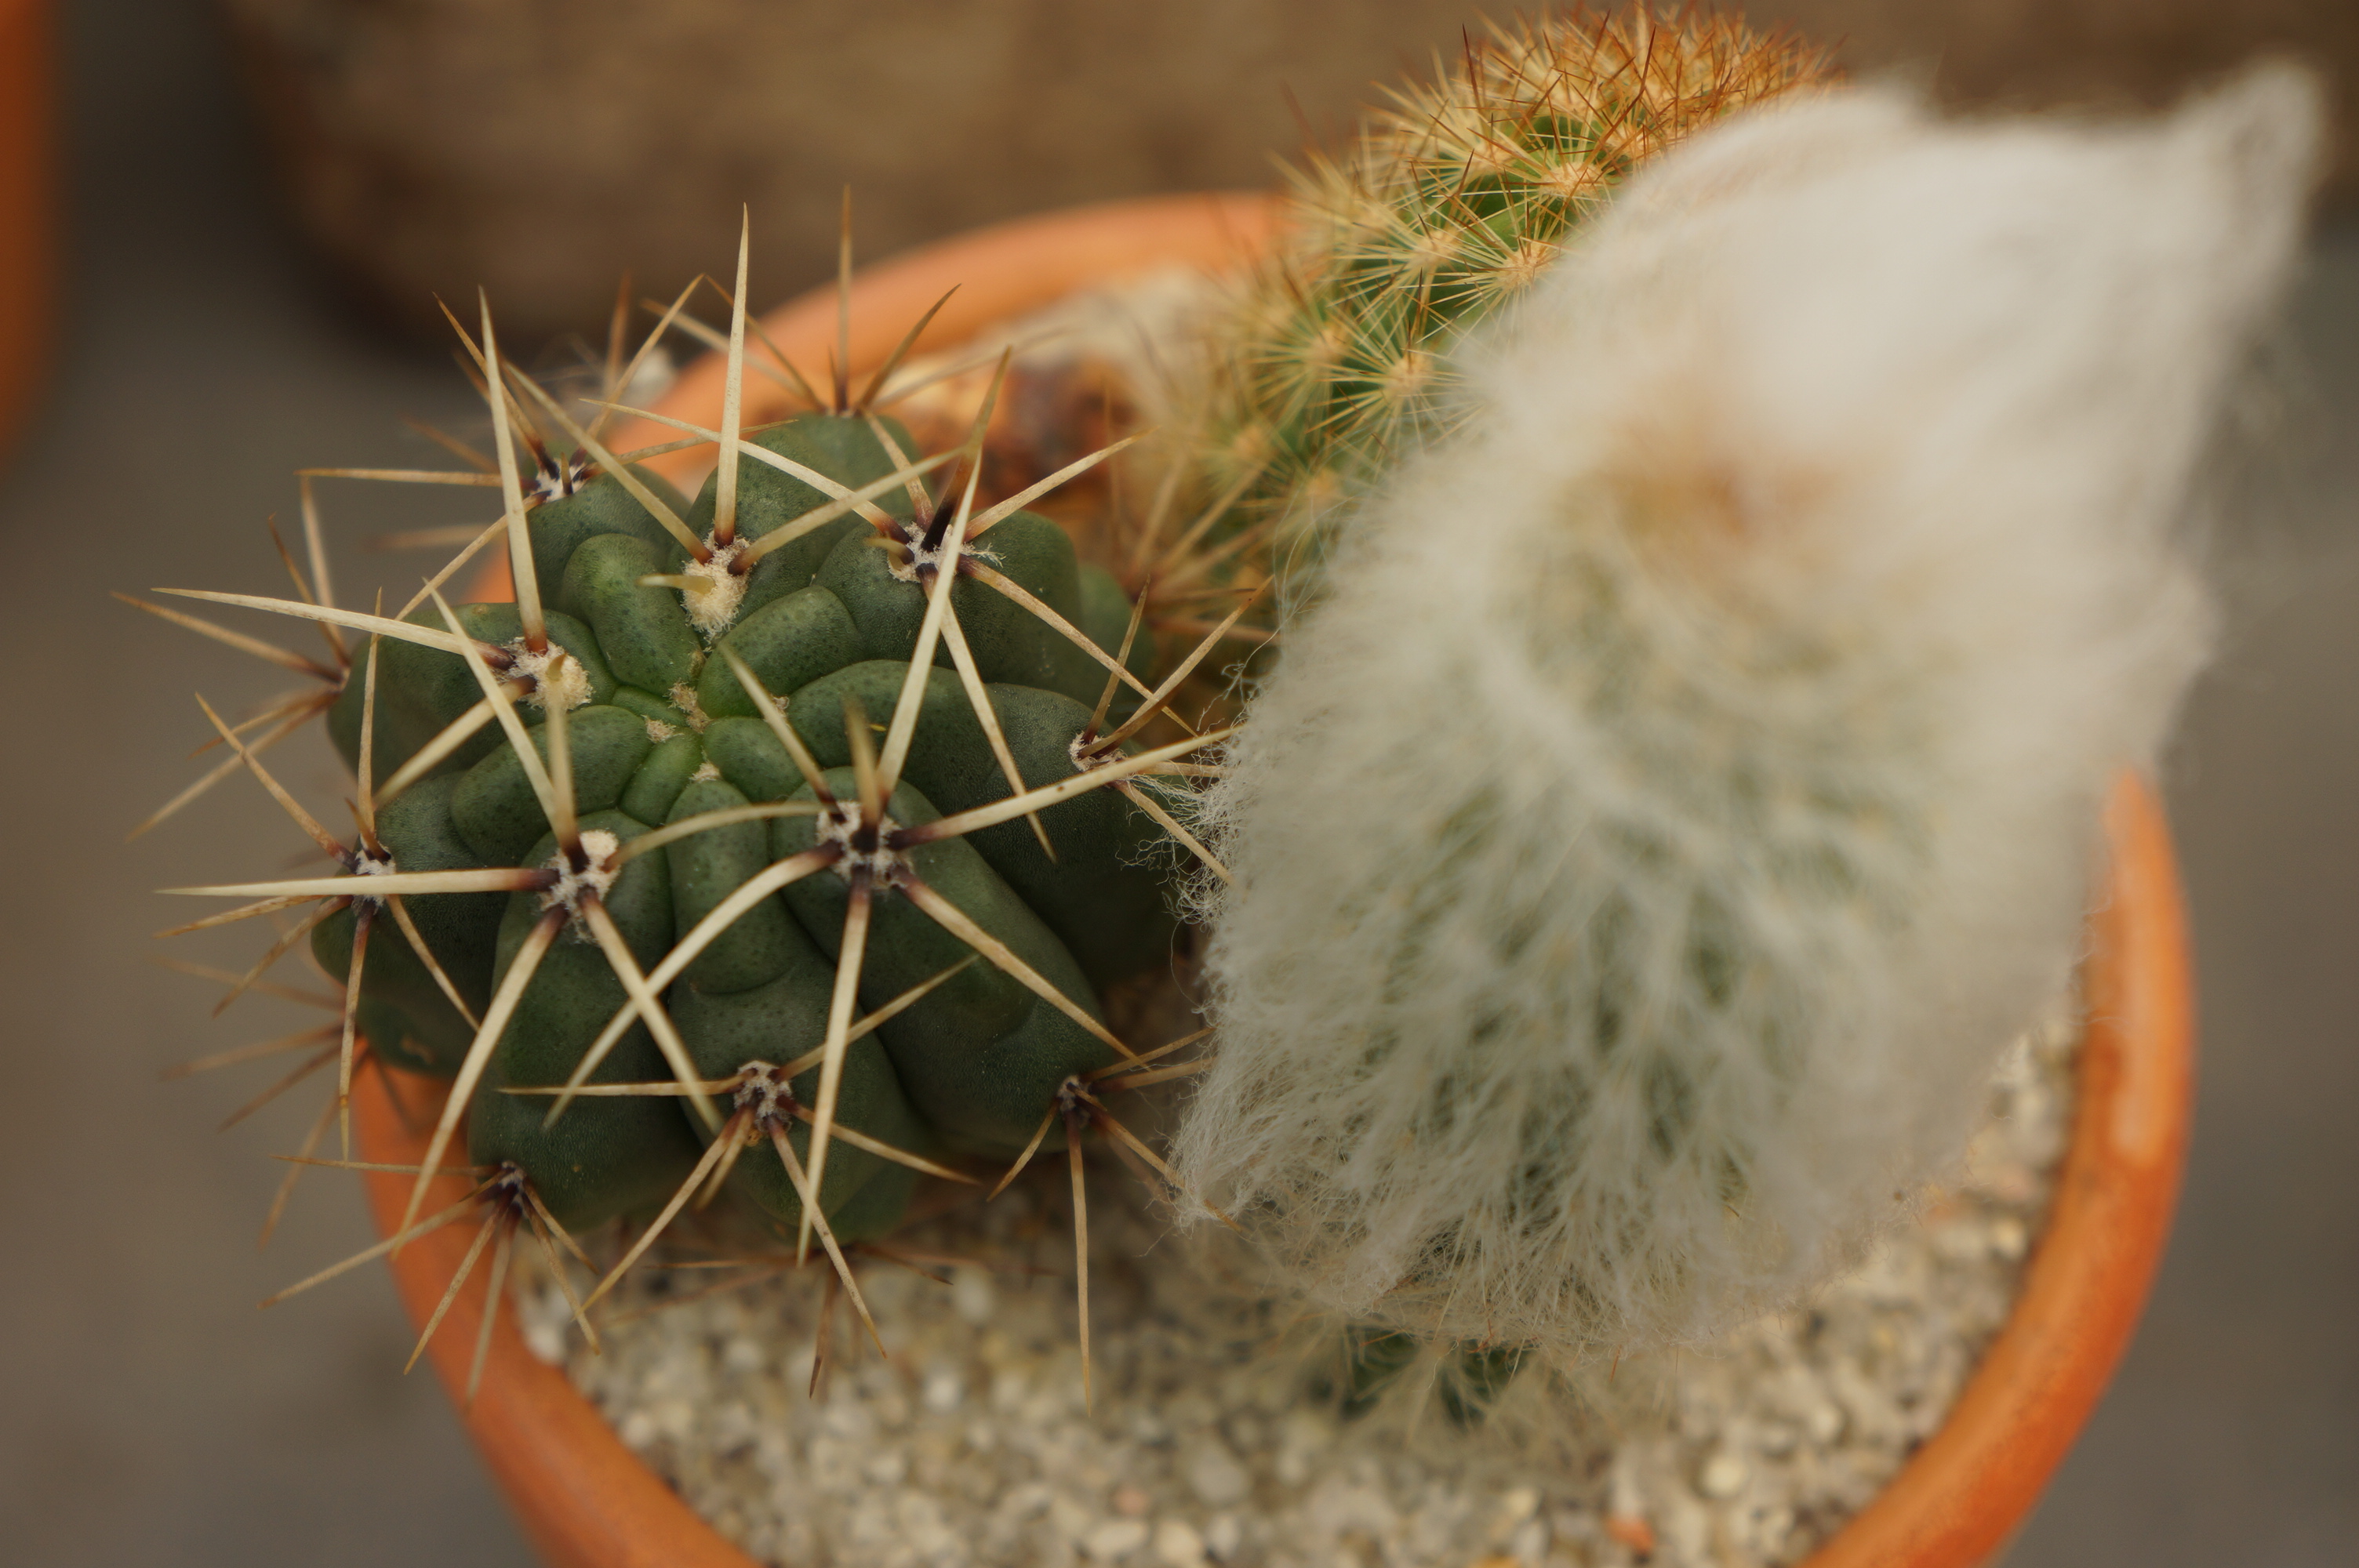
[1187,1443,1252,1508]
[1980,1161,2041,1205]
[1274,1410,1329,1486]
[1154,1519,1207,1568]
[521,1309,566,1366]
[622,344,676,405]
[1203,1514,1243,1561]
[1607,1456,1645,1519]
[1932,1220,1991,1263]
[1990,1216,2029,1260]
[618,1410,658,1450]
[952,1266,997,1325]
[1309,1479,1397,1539]
[1051,1494,1096,1544]
[1660,1490,1713,1562]
[1084,1519,1152,1560]
[1499,1486,1542,1525]
[1699,1453,1749,1499]
[923,1364,965,1414]
[822,1399,875,1441]
[1280,1410,1330,1457]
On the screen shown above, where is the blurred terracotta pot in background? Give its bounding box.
[218,0,2351,347]
[217,0,1485,343]
[0,0,54,456]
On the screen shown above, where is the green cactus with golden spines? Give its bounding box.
[144,259,1219,1392]
[1195,9,1834,598]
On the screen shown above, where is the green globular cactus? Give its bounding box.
[1192,9,1831,599]
[151,269,1213,1382]
[327,416,1174,1236]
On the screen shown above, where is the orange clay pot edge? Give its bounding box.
[616,191,1280,486]
[358,1072,734,1568]
[366,196,2194,1568]
[467,190,1276,604]
[1792,772,2194,1568]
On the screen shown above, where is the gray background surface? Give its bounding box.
[0,3,2351,1564]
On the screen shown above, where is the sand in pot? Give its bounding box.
[515,1014,2073,1568]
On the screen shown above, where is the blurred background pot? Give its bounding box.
[0,0,55,456]
[216,0,2354,346]
[358,195,2197,1568]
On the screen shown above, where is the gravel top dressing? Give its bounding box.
[514,1014,2074,1568]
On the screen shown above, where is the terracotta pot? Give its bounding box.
[0,0,54,459]
[355,194,2195,1568]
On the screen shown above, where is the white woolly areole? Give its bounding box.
[890,531,1001,586]
[347,848,396,906]
[508,641,591,713]
[542,829,621,921]
[682,538,749,638]
[1176,71,2318,1355]
[818,804,905,885]
[667,682,711,732]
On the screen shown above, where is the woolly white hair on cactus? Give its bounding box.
[1176,67,2321,1355]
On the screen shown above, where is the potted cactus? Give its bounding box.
[138,9,2318,1567]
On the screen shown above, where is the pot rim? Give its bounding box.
[356,191,2194,1568]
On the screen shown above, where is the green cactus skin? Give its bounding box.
[1322,1326,1525,1428]
[306,409,1179,1242]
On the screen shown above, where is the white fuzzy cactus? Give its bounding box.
[1176,69,2320,1355]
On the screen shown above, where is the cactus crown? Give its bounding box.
[1194,7,1833,601]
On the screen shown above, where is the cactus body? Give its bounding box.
[311,411,1173,1238]
[1179,72,2320,1354]
[1194,11,1831,600]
